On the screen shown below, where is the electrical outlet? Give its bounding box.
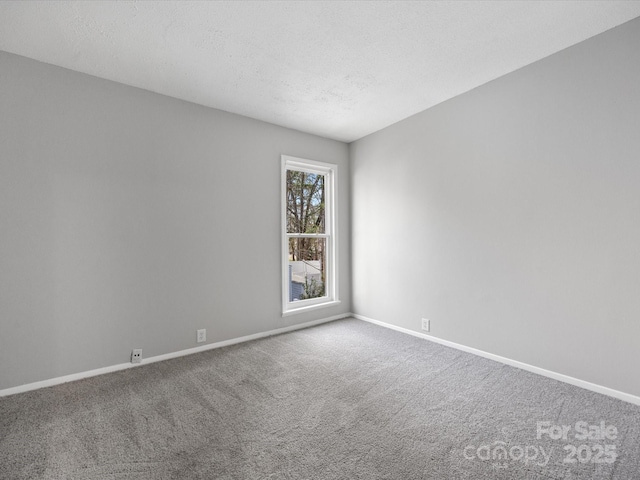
[421,318,430,332]
[131,349,142,364]
[197,329,206,343]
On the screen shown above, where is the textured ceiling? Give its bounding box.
[1,1,640,142]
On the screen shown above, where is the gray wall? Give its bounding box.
[0,51,350,390]
[351,19,640,397]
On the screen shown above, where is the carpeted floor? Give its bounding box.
[1,318,639,479]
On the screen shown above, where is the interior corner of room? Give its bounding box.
[1,4,639,409]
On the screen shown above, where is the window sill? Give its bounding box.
[282,300,341,317]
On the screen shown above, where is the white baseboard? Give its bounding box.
[6,311,638,407]
[352,313,640,407]
[0,313,350,398]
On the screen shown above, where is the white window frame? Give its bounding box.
[282,155,339,316]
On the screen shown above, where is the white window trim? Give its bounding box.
[281,155,339,316]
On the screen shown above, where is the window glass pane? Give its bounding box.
[286,170,325,234]
[287,237,326,301]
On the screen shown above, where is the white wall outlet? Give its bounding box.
[197,329,206,343]
[131,349,142,364]
[421,318,430,332]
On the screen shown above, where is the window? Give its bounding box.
[282,155,338,315]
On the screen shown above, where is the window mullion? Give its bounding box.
[286,233,330,238]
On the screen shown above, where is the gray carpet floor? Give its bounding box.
[1,318,639,479]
